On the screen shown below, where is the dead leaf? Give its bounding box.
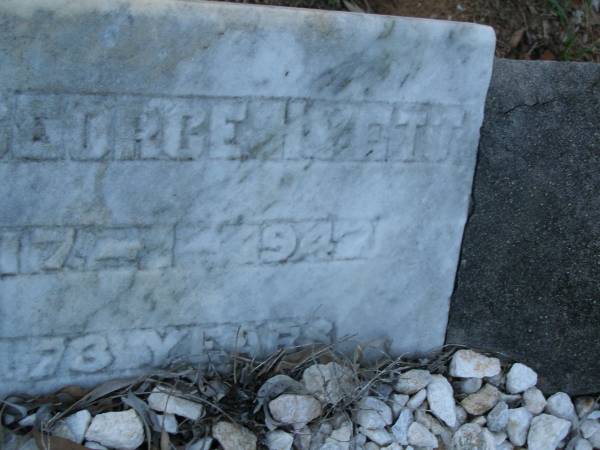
[541,49,556,60]
[510,28,527,48]
[33,430,89,450]
[342,0,364,13]
[160,429,170,450]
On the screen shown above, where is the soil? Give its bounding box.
[214,0,600,62]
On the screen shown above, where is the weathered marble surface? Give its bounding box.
[0,0,494,395]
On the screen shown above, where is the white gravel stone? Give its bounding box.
[487,401,509,432]
[449,350,501,379]
[506,407,532,447]
[588,411,600,419]
[461,384,500,416]
[471,416,487,426]
[390,394,409,418]
[407,422,438,448]
[407,389,427,410]
[212,421,257,450]
[354,396,393,429]
[359,427,393,446]
[523,387,547,415]
[575,397,597,419]
[391,408,413,445]
[485,372,505,388]
[455,405,467,428]
[323,418,353,450]
[364,443,380,450]
[491,430,507,445]
[302,362,355,405]
[187,437,213,450]
[265,430,294,450]
[394,369,432,394]
[580,419,600,439]
[151,413,178,434]
[505,363,538,394]
[450,423,495,450]
[546,392,578,424]
[380,444,402,450]
[148,387,204,420]
[83,442,108,450]
[269,394,322,428]
[456,377,482,395]
[52,409,92,444]
[566,437,593,450]
[427,375,456,428]
[588,428,600,448]
[497,442,513,450]
[500,393,522,405]
[85,410,144,450]
[527,414,571,450]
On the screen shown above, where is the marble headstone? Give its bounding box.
[0,0,495,395]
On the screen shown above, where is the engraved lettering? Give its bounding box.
[210,99,248,159]
[5,92,467,164]
[13,94,65,159]
[67,334,114,373]
[168,110,208,159]
[143,329,189,365]
[260,223,298,263]
[388,106,428,162]
[21,228,75,273]
[135,108,164,159]
[80,112,112,159]
[291,220,333,262]
[356,104,393,161]
[422,108,466,162]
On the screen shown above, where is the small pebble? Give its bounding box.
[566,437,593,450]
[575,397,597,419]
[85,410,144,450]
[52,410,92,444]
[461,384,500,416]
[427,375,456,428]
[451,423,495,450]
[487,401,509,432]
[83,442,109,450]
[394,369,432,394]
[148,387,204,420]
[265,430,294,450]
[354,396,393,429]
[391,408,413,445]
[527,414,571,450]
[359,427,393,446]
[546,392,578,424]
[523,387,546,415]
[390,393,409,418]
[449,350,501,379]
[406,388,427,410]
[456,377,482,395]
[302,362,355,405]
[187,437,213,450]
[506,407,532,447]
[213,421,257,450]
[505,363,538,394]
[407,422,438,448]
[269,394,322,428]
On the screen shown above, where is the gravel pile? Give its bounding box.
[2,347,599,449]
